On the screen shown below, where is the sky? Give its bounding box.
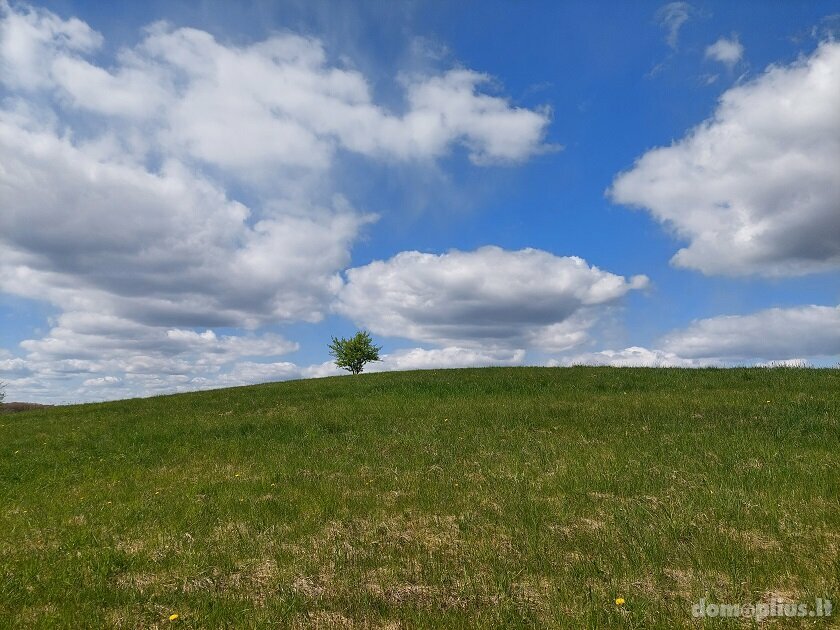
[1,0,839,403]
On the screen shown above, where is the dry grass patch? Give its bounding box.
[115,571,170,594]
[718,525,781,551]
[292,574,332,599]
[292,611,403,630]
[311,512,462,560]
[510,576,552,613]
[115,557,279,606]
[554,515,608,537]
[115,530,194,561]
[662,567,732,600]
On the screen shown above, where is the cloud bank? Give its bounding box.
[0,1,553,401]
[549,346,716,368]
[563,303,840,368]
[662,305,840,360]
[611,41,840,277]
[336,246,648,350]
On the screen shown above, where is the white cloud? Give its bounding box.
[190,346,525,391]
[0,2,553,401]
[0,111,371,327]
[705,35,744,67]
[0,335,530,403]
[397,70,552,164]
[50,53,172,118]
[656,2,693,50]
[2,311,302,402]
[219,345,526,386]
[20,313,298,369]
[374,346,525,371]
[82,375,122,387]
[0,354,32,378]
[147,34,549,168]
[0,3,549,313]
[0,4,550,174]
[336,246,648,349]
[662,305,840,360]
[550,346,717,368]
[0,0,101,90]
[215,361,316,386]
[610,41,840,276]
[548,301,840,367]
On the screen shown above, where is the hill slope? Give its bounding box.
[1,367,838,628]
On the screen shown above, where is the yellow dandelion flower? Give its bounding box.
[169,613,179,621]
[615,597,625,606]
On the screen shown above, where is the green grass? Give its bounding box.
[1,367,838,628]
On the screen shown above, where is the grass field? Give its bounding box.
[1,367,838,628]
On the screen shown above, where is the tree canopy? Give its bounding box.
[329,331,382,375]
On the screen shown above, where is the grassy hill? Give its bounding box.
[1,367,838,628]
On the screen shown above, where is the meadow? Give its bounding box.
[1,367,838,628]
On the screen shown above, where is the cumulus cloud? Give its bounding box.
[0,111,370,327]
[662,305,840,360]
[0,336,531,403]
[336,246,648,349]
[211,346,525,390]
[0,3,550,172]
[656,2,693,49]
[0,2,552,401]
[82,375,122,387]
[610,41,840,276]
[550,346,716,368]
[27,315,296,368]
[374,346,525,371]
[1,311,302,402]
[213,361,324,387]
[0,2,550,313]
[705,35,744,67]
[202,346,526,390]
[0,0,101,90]
[0,351,32,379]
[540,303,840,368]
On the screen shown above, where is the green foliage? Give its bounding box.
[328,330,382,374]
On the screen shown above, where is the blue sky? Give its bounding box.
[1,0,839,402]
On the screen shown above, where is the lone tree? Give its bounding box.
[329,330,381,375]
